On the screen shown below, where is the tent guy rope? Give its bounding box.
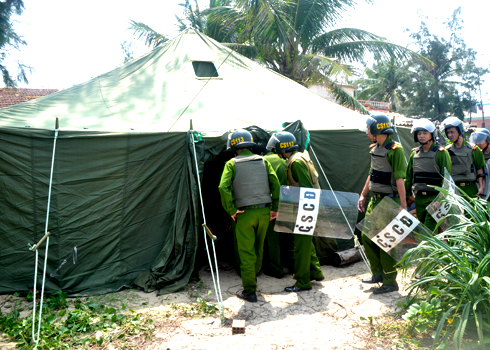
[309,145,372,274]
[29,118,59,347]
[190,131,225,324]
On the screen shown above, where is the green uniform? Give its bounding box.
[218,150,280,293]
[446,140,485,198]
[263,152,292,277]
[287,151,324,290]
[405,144,452,232]
[362,136,406,286]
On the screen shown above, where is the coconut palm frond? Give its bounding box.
[128,20,168,48]
[327,81,369,114]
[221,43,257,59]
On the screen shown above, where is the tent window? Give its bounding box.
[192,61,219,78]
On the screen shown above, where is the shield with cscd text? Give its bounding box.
[274,186,359,239]
[356,196,432,261]
[425,169,464,231]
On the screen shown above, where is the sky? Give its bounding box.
[7,0,490,100]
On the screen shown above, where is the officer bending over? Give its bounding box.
[267,132,325,293]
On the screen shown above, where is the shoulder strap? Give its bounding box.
[384,141,395,150]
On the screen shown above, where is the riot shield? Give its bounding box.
[425,169,464,230]
[356,196,432,261]
[274,186,359,239]
[479,159,490,200]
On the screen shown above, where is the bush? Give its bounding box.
[400,188,490,349]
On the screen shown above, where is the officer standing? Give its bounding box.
[218,129,280,303]
[266,132,325,293]
[470,128,490,161]
[262,150,291,279]
[405,119,452,233]
[358,115,406,294]
[441,117,485,198]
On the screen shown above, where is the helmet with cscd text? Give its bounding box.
[365,114,394,136]
[226,129,256,150]
[266,132,299,155]
[411,118,437,143]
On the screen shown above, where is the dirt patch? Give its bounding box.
[1,261,416,349]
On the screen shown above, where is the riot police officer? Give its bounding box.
[405,119,452,232]
[262,148,291,278]
[441,117,485,198]
[469,128,490,161]
[266,132,325,293]
[358,114,406,294]
[218,129,281,303]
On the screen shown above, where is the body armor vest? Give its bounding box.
[285,151,321,189]
[412,145,442,192]
[483,150,490,162]
[369,141,398,193]
[232,154,271,208]
[446,143,476,183]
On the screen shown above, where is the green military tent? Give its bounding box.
[0,29,416,296]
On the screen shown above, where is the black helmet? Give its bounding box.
[411,118,437,143]
[365,114,394,136]
[266,132,299,155]
[442,116,464,136]
[226,129,256,150]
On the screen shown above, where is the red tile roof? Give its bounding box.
[0,88,59,108]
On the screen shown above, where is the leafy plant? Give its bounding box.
[400,186,490,349]
[46,290,68,310]
[0,291,155,349]
[402,298,443,334]
[171,290,219,317]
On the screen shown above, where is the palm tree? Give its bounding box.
[207,0,435,113]
[130,0,432,113]
[356,58,405,112]
[128,0,237,49]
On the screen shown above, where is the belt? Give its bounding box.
[239,204,268,210]
[418,191,437,196]
[456,181,476,187]
[375,193,399,198]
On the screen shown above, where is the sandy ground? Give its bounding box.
[1,261,413,350]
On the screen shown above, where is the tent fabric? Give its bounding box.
[0,29,367,134]
[0,129,198,295]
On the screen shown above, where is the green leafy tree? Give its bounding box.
[398,8,488,121]
[459,51,489,125]
[356,58,406,112]
[0,0,30,86]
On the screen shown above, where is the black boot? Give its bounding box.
[236,290,257,302]
[362,275,383,284]
[373,283,399,294]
